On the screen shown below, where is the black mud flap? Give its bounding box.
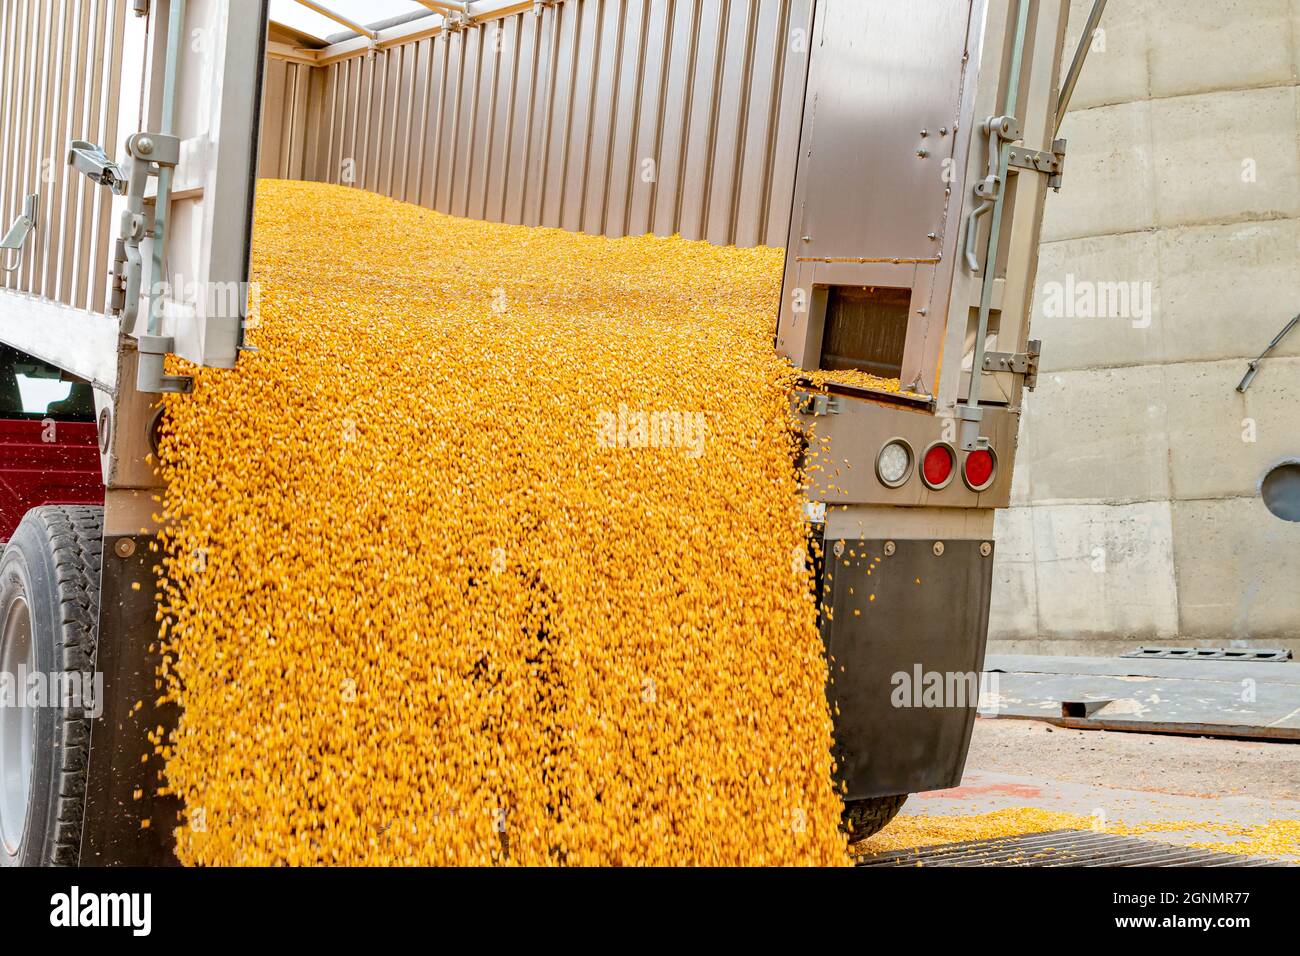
[818,537,994,799]
[80,533,181,865]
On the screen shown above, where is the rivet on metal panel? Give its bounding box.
[980,542,993,557]
[883,541,896,557]
[833,541,845,558]
[115,539,136,559]
[933,542,945,557]
[916,148,929,158]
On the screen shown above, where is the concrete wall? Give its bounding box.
[989,0,1300,655]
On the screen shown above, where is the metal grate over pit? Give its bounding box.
[857,830,1282,867]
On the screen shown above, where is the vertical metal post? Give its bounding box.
[960,0,1032,448]
[134,0,193,394]
[145,0,184,340]
[1055,0,1108,137]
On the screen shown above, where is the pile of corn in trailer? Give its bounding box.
[153,179,850,866]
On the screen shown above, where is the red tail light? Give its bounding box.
[920,442,956,490]
[963,448,997,492]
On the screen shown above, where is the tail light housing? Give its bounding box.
[920,441,957,490]
[963,447,998,492]
[875,438,914,488]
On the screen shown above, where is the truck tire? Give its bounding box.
[0,505,103,867]
[841,794,908,844]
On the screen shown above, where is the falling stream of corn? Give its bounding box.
[149,179,1300,867]
[154,179,850,866]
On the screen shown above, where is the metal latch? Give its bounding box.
[69,132,179,325]
[68,131,190,393]
[1008,139,1067,191]
[68,140,128,195]
[1,193,37,274]
[965,114,1023,272]
[796,392,844,417]
[973,115,1022,201]
[982,339,1041,390]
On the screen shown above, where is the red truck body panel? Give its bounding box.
[0,418,104,541]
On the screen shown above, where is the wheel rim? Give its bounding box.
[0,591,34,857]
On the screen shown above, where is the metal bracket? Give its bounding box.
[0,193,37,274]
[955,402,989,452]
[797,392,844,417]
[108,238,128,314]
[137,333,193,394]
[1237,312,1299,392]
[982,339,1041,390]
[1008,140,1067,191]
[126,131,181,167]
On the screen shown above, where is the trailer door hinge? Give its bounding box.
[797,392,844,417]
[1009,139,1068,191]
[982,339,1041,390]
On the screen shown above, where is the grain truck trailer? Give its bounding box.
[0,0,1095,864]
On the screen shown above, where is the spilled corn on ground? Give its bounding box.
[857,810,1300,862]
[155,179,849,866]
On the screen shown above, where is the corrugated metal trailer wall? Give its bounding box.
[262,0,815,248]
[0,0,133,311]
[258,55,320,181]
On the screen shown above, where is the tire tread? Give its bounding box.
[15,505,103,865]
[841,794,909,844]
